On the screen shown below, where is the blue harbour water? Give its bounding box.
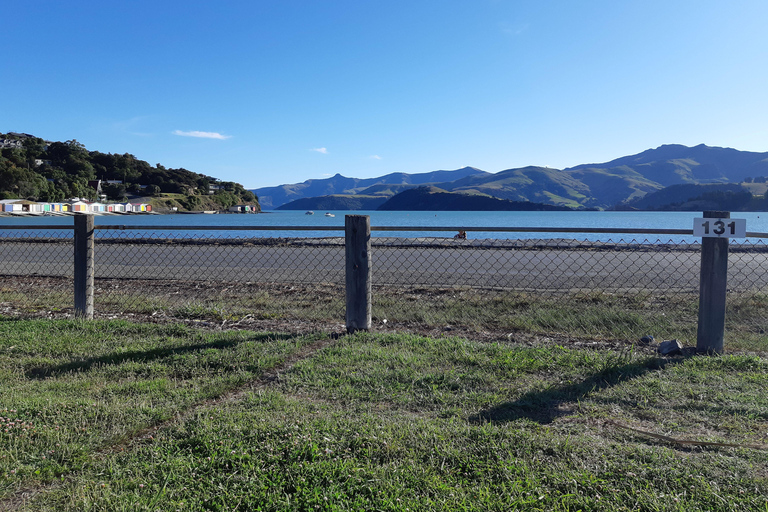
[3,210,768,243]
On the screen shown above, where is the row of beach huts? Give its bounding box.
[0,199,153,215]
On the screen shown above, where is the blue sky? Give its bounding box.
[3,1,767,188]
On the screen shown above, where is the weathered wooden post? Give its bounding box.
[74,213,94,319]
[345,215,371,333]
[696,210,729,354]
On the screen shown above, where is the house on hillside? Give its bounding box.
[0,139,23,149]
[88,180,107,201]
[88,180,103,194]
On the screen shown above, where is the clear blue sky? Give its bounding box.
[3,1,767,188]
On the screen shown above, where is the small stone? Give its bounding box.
[657,339,683,356]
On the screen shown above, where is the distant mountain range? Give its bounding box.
[251,144,768,211]
[254,167,486,209]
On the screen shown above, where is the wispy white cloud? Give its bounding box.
[369,155,382,160]
[499,22,529,36]
[311,147,329,154]
[173,130,231,140]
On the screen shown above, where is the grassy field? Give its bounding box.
[0,318,767,511]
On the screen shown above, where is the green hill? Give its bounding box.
[276,195,389,211]
[377,186,572,211]
[0,133,259,212]
[619,183,760,211]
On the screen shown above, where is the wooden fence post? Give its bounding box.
[696,210,729,354]
[74,213,94,319]
[345,215,371,333]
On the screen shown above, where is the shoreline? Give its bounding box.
[3,233,766,251]
[0,234,714,251]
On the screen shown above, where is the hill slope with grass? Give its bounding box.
[618,182,765,211]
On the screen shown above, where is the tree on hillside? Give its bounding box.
[104,183,127,200]
[21,137,46,161]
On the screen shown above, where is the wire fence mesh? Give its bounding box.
[92,229,347,327]
[369,237,705,344]
[725,239,768,349]
[0,228,73,317]
[1,222,768,348]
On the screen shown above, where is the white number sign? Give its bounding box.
[693,218,746,238]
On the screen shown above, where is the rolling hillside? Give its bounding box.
[253,144,768,210]
[254,167,487,209]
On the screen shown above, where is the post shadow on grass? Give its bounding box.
[469,357,682,425]
[25,333,294,379]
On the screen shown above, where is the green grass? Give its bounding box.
[373,288,702,340]
[1,321,768,510]
[0,318,316,506]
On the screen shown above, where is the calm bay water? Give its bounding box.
[3,210,768,242]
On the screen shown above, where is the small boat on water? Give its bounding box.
[325,212,335,217]
[305,211,314,215]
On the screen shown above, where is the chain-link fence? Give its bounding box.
[0,227,73,318]
[369,236,768,349]
[1,219,767,347]
[723,240,768,350]
[371,237,697,343]
[93,228,346,326]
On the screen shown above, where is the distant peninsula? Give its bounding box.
[278,186,573,212]
[276,195,388,211]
